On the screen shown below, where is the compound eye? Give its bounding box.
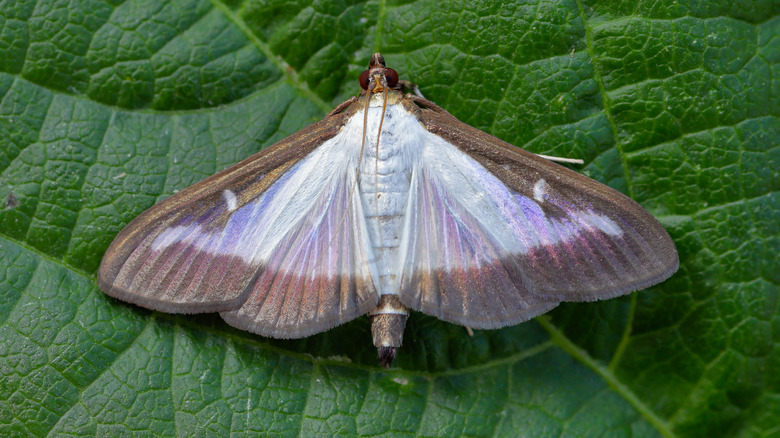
[385,68,399,88]
[359,70,370,90]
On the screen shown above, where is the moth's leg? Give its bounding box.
[399,80,425,98]
[535,154,584,165]
[465,326,474,337]
[328,96,358,116]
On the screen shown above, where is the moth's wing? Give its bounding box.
[396,101,678,329]
[99,105,379,338]
[219,140,380,338]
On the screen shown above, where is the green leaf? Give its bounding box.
[0,0,777,436]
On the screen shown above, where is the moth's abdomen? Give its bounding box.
[359,129,411,296]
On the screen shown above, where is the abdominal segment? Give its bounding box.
[358,111,412,296]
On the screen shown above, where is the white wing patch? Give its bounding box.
[223,189,238,212]
[533,179,547,202]
[149,112,375,278]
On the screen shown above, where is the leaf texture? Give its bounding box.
[0,0,777,436]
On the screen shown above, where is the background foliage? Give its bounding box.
[0,0,777,436]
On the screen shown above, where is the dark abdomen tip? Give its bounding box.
[377,346,397,369]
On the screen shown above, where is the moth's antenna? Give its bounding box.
[318,54,389,263]
[374,89,388,211]
[347,88,371,220]
[358,87,370,179]
[377,90,388,146]
[317,90,367,267]
[322,70,373,256]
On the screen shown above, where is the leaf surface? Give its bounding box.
[0,0,777,436]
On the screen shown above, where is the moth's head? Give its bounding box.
[359,52,399,94]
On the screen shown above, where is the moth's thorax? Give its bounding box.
[353,102,420,295]
[364,90,404,107]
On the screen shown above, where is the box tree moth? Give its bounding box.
[99,53,678,368]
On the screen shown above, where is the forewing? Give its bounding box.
[99,106,379,337]
[397,100,678,329]
[220,149,379,338]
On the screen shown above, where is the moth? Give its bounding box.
[99,53,678,367]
